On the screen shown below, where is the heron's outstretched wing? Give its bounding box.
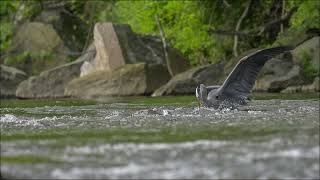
[219,46,293,98]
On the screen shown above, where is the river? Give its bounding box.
[0,95,319,179]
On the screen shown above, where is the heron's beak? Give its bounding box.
[197,99,203,109]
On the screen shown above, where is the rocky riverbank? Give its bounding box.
[1,21,319,99]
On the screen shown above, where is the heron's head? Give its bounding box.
[195,84,208,107]
[207,88,220,108]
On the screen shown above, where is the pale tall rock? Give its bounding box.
[93,22,126,72]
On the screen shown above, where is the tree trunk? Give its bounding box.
[280,0,286,33]
[233,0,251,57]
[155,15,174,77]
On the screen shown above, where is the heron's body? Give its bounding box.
[195,46,293,109]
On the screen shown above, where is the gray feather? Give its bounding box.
[219,46,293,98]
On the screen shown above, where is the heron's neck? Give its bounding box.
[201,90,208,104]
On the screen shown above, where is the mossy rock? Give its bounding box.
[5,22,70,75]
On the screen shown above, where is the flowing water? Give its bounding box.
[0,95,319,179]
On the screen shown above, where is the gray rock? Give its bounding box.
[152,62,226,96]
[0,65,27,98]
[7,22,70,75]
[15,50,94,98]
[13,22,67,53]
[254,65,304,92]
[65,63,171,98]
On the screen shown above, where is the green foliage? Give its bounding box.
[1,0,319,67]
[299,50,319,80]
[274,0,320,46]
[0,1,17,54]
[4,51,29,65]
[1,124,304,143]
[110,1,220,65]
[4,50,57,75]
[288,0,320,31]
[0,22,13,52]
[162,1,216,64]
[0,1,41,54]
[115,1,158,33]
[1,155,62,164]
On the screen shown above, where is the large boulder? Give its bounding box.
[6,22,70,75]
[152,62,226,96]
[65,63,171,98]
[80,22,190,76]
[0,65,27,98]
[15,49,95,98]
[12,22,67,53]
[254,65,304,92]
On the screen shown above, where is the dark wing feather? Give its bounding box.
[219,46,293,98]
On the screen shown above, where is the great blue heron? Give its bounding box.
[195,46,293,109]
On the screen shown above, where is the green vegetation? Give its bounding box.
[0,98,97,108]
[2,124,317,165]
[0,93,318,109]
[1,155,62,164]
[299,50,319,80]
[2,125,317,143]
[109,93,320,105]
[114,1,218,64]
[0,1,41,54]
[112,0,320,64]
[288,0,320,33]
[110,96,197,106]
[4,50,57,75]
[1,0,319,67]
